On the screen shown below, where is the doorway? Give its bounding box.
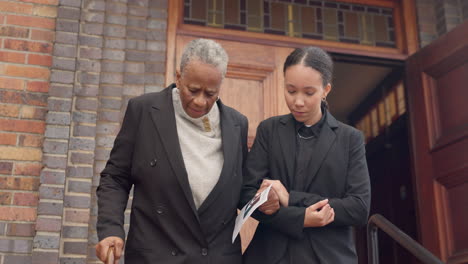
[330,56,419,264]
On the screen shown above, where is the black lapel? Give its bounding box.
[303,111,339,190]
[198,101,240,215]
[278,114,296,189]
[149,86,200,219]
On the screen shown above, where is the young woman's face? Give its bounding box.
[284,64,331,125]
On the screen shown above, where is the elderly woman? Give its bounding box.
[95,38,278,264]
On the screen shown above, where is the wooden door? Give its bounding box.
[173,35,294,251]
[405,20,468,263]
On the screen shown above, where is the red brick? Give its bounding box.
[20,105,47,119]
[18,134,43,147]
[0,14,5,24]
[0,162,13,174]
[23,92,47,107]
[0,146,42,161]
[14,162,42,176]
[4,39,53,54]
[0,50,26,63]
[0,1,33,14]
[4,65,50,80]
[0,191,12,204]
[0,207,37,221]
[0,176,40,190]
[0,132,16,145]
[13,192,39,206]
[6,15,55,30]
[6,222,36,236]
[0,90,22,104]
[0,77,25,90]
[26,81,48,93]
[33,5,57,18]
[0,104,20,117]
[28,54,52,67]
[0,118,45,134]
[0,26,29,38]
[30,29,54,42]
[19,0,59,5]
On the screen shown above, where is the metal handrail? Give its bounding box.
[367,214,444,264]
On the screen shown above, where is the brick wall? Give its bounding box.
[417,0,467,47]
[0,0,58,263]
[1,0,167,263]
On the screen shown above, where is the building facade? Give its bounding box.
[0,0,467,263]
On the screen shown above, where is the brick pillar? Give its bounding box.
[87,0,129,262]
[32,0,84,262]
[416,0,438,47]
[435,0,464,36]
[416,0,467,47]
[463,0,468,20]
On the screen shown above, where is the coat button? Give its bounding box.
[201,248,208,256]
[155,206,164,215]
[171,250,178,256]
[150,158,157,167]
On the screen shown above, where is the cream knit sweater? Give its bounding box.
[172,88,224,209]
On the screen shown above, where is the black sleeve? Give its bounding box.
[240,121,306,239]
[96,99,139,241]
[288,129,371,227]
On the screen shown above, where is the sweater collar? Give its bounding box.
[172,87,220,133]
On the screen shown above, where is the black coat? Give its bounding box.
[97,85,249,264]
[241,112,371,264]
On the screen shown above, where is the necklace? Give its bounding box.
[297,132,315,140]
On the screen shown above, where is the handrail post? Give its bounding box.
[367,222,380,264]
[367,214,444,264]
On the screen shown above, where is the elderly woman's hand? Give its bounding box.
[261,179,289,207]
[95,236,124,264]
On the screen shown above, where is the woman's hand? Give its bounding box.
[304,199,335,227]
[257,186,280,215]
[261,179,289,207]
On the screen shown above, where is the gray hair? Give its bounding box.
[180,38,229,78]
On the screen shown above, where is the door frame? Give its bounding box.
[165,0,419,86]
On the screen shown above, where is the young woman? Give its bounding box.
[241,47,371,264]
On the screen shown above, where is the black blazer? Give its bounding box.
[241,112,371,264]
[97,85,249,264]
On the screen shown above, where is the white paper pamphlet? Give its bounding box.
[232,185,272,243]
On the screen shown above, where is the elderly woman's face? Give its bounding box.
[176,60,223,118]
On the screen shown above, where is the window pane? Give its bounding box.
[183,0,396,48]
[225,0,240,25]
[192,0,207,20]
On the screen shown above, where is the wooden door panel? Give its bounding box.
[219,78,264,142]
[448,181,468,253]
[434,64,468,139]
[423,62,468,150]
[406,21,468,262]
